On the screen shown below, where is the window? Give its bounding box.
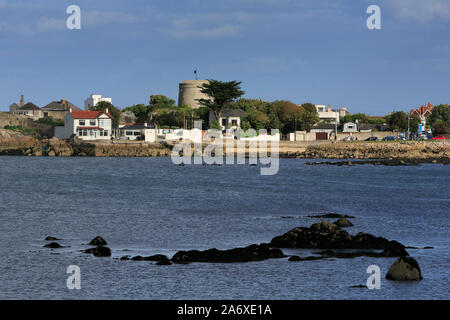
[79,120,85,126]
[126,131,133,136]
[231,120,238,126]
[134,131,140,136]
[90,120,96,126]
[77,129,88,137]
[100,130,109,137]
[222,119,227,126]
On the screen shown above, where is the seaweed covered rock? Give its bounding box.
[270,221,407,255]
[44,242,64,248]
[386,257,423,281]
[89,236,108,246]
[333,218,354,228]
[92,246,112,257]
[172,244,286,264]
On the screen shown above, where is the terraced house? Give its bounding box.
[54,109,113,141]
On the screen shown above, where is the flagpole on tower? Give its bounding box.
[194,69,198,80]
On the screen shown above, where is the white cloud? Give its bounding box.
[83,11,138,27]
[36,17,65,32]
[166,24,240,39]
[386,0,450,22]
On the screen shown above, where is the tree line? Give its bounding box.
[88,80,449,135]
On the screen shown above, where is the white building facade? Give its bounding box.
[84,94,112,110]
[55,109,113,140]
[315,105,340,124]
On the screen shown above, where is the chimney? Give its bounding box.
[61,98,67,106]
[105,107,109,114]
[69,107,73,113]
[20,95,24,107]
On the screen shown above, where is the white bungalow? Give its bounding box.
[54,108,113,140]
[209,108,248,130]
[343,122,358,133]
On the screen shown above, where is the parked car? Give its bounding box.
[341,136,357,142]
[432,136,446,140]
[365,136,379,141]
[383,136,396,141]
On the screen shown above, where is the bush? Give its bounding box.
[4,125,39,135]
[35,117,64,126]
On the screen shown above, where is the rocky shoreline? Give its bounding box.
[1,129,448,161]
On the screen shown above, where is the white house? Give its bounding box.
[54,109,113,140]
[209,108,248,130]
[115,123,155,141]
[315,105,340,124]
[343,122,358,133]
[84,94,112,110]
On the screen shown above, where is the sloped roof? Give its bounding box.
[71,110,112,119]
[120,124,155,130]
[17,102,41,111]
[220,108,248,117]
[42,100,81,111]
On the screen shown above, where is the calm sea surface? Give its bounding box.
[0,157,448,300]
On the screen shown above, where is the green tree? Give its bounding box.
[386,111,408,131]
[146,95,178,125]
[198,79,245,122]
[298,103,320,131]
[122,104,148,123]
[428,104,449,133]
[342,113,369,124]
[229,99,271,130]
[150,94,177,109]
[269,101,304,134]
[89,101,121,128]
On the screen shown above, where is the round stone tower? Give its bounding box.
[178,80,210,109]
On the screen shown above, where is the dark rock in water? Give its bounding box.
[131,255,169,262]
[306,213,355,219]
[270,221,353,249]
[349,285,367,289]
[44,242,64,248]
[89,236,108,246]
[156,258,173,266]
[289,255,324,262]
[386,257,423,281]
[92,246,112,257]
[120,256,131,260]
[172,244,286,264]
[380,241,409,257]
[83,248,96,254]
[333,218,354,228]
[45,236,60,241]
[270,221,407,255]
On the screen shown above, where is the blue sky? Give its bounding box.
[0,0,449,115]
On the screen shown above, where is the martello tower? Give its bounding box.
[178,80,210,109]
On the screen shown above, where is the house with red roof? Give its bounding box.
[410,102,434,128]
[54,108,113,140]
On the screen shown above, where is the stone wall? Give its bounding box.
[301,141,450,159]
[0,112,54,137]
